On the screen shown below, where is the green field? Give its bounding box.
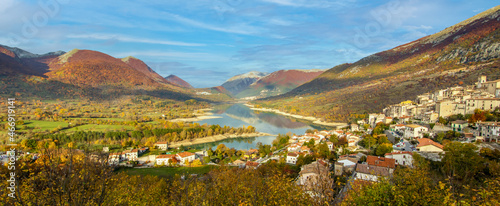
[64,124,134,132]
[117,165,216,177]
[67,117,127,121]
[22,120,69,132]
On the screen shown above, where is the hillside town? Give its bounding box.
[73,75,499,199]
[2,75,498,203]
[382,76,499,124]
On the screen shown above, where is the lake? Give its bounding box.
[192,104,331,150]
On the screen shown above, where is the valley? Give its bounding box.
[0,3,499,206]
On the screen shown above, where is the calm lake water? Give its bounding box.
[193,104,330,150]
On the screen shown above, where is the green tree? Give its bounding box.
[375,143,393,156]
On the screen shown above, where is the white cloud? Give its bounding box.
[267,18,294,26]
[162,12,263,35]
[67,33,205,47]
[259,0,353,8]
[112,51,230,62]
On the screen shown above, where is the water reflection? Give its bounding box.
[194,104,329,150]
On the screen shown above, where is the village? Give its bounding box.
[80,75,499,197]
[2,75,498,200]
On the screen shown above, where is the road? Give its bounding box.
[394,139,415,152]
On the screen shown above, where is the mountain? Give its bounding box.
[0,44,65,59]
[0,45,62,76]
[165,74,193,88]
[45,49,163,87]
[0,47,205,101]
[221,71,268,95]
[257,5,500,122]
[236,69,325,98]
[122,56,170,84]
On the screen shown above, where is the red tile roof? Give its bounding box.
[384,151,413,156]
[156,141,168,144]
[157,154,176,159]
[176,151,195,158]
[417,138,443,149]
[288,152,298,157]
[366,155,396,169]
[245,161,260,167]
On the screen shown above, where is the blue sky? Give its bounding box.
[0,0,498,88]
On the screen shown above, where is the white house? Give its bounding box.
[108,152,123,165]
[384,151,414,167]
[156,154,176,166]
[287,152,298,165]
[416,138,444,153]
[404,124,428,139]
[326,142,334,151]
[348,135,360,147]
[351,124,359,132]
[287,143,302,152]
[476,122,500,142]
[155,141,169,151]
[176,151,196,165]
[125,149,139,161]
[369,113,386,127]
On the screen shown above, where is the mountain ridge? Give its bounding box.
[221,71,269,95]
[256,5,500,122]
[165,74,194,88]
[236,69,325,98]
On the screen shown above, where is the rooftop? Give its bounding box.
[366,156,396,169]
[355,164,391,177]
[157,154,176,159]
[176,151,195,158]
[417,138,444,149]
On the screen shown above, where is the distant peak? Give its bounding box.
[121,56,138,62]
[227,71,269,82]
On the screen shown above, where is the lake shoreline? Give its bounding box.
[244,103,348,128]
[169,132,276,148]
[169,109,222,122]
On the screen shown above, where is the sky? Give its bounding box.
[0,0,498,88]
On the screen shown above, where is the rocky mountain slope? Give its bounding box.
[236,69,325,98]
[256,5,500,122]
[221,71,268,95]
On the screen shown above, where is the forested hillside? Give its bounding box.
[257,6,500,122]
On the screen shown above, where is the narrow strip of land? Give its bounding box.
[244,104,348,128]
[169,132,275,147]
[169,109,222,122]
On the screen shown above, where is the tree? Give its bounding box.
[192,159,202,167]
[377,136,391,144]
[216,144,228,155]
[203,156,211,164]
[375,143,393,156]
[470,109,487,123]
[329,134,339,144]
[443,142,485,182]
[318,142,330,159]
